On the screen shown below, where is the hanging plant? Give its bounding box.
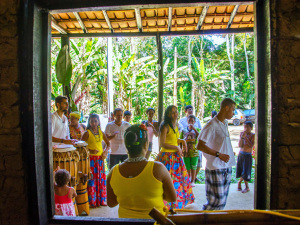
[55,45,73,86]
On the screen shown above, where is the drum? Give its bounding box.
[75,141,90,180]
[73,186,79,216]
[53,144,80,186]
[76,177,90,215]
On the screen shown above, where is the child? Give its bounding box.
[123,110,132,123]
[81,113,110,207]
[180,115,200,187]
[143,107,159,160]
[236,121,255,193]
[54,169,77,216]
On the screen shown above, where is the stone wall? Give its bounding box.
[0,0,29,224]
[271,0,300,209]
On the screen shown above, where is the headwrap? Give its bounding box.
[70,111,81,119]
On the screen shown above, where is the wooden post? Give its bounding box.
[173,47,177,106]
[156,33,164,124]
[107,37,114,118]
[61,36,71,112]
[254,0,272,210]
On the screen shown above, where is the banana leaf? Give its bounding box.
[56,45,73,86]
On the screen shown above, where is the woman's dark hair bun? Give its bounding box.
[124,124,148,157]
[125,131,138,145]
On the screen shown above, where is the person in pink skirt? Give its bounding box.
[54,169,77,216]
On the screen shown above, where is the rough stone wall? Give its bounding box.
[0,0,29,224]
[271,0,300,209]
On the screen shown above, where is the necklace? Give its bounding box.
[90,127,101,142]
[124,156,147,162]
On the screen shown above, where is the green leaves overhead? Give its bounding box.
[55,45,73,86]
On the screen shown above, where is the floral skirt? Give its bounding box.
[87,155,107,207]
[55,203,76,216]
[156,152,195,209]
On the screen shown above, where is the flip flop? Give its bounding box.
[237,188,242,191]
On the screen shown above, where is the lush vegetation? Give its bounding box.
[51,34,254,122]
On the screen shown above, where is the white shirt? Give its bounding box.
[198,116,236,170]
[179,116,202,132]
[52,111,70,139]
[105,121,131,155]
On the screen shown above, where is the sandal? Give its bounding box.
[242,188,250,193]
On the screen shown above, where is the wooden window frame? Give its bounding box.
[20,0,272,224]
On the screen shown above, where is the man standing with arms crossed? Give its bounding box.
[105,108,131,169]
[197,98,236,210]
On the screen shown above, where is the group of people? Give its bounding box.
[52,96,255,218]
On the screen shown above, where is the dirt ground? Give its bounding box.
[87,123,256,218]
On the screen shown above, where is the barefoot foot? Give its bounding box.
[237,181,242,191]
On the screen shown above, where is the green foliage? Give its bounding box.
[55,45,73,86]
[51,34,255,119]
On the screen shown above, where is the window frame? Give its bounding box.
[20,0,273,224]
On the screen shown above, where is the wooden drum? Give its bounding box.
[53,144,80,186]
[76,181,90,215]
[74,141,90,181]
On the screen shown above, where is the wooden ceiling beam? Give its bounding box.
[52,27,253,38]
[196,6,208,30]
[227,4,240,29]
[73,12,88,33]
[51,16,68,34]
[102,10,114,33]
[135,8,143,32]
[61,21,253,33]
[168,7,172,31]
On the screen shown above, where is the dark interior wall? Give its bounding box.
[270,0,300,209]
[0,0,29,224]
[0,0,299,224]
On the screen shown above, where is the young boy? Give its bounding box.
[236,121,255,193]
[180,115,200,187]
[123,110,132,123]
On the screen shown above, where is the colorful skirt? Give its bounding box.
[156,152,195,209]
[87,155,107,207]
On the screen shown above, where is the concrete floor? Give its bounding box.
[86,123,256,218]
[88,183,254,218]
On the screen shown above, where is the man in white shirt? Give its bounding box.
[197,98,236,210]
[179,105,202,182]
[105,108,131,169]
[52,96,77,145]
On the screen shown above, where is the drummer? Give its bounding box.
[69,111,86,140]
[52,96,77,145]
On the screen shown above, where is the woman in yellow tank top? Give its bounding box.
[81,114,110,207]
[156,105,195,209]
[107,124,176,219]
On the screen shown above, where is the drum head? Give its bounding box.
[74,141,88,147]
[53,143,76,152]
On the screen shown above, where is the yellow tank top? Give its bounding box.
[161,125,179,153]
[86,128,103,156]
[110,161,164,219]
